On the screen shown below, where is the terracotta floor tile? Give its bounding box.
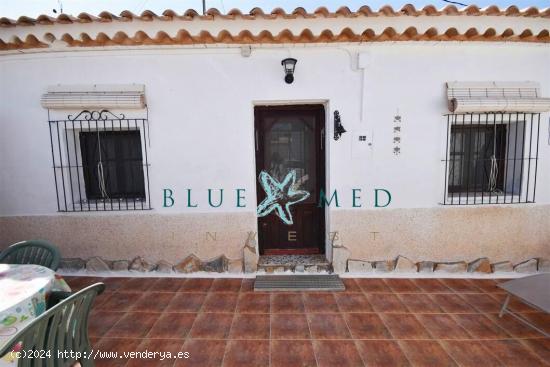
[93,291,115,308]
[356,340,411,367]
[452,314,510,339]
[271,340,317,367]
[209,278,242,292]
[62,275,83,288]
[100,277,131,292]
[459,293,503,313]
[201,293,238,312]
[189,313,233,339]
[177,339,225,367]
[441,279,483,293]
[342,278,362,292]
[470,279,505,294]
[335,293,374,312]
[180,278,213,292]
[380,314,432,339]
[484,339,545,366]
[165,292,206,312]
[412,279,452,293]
[521,338,550,362]
[490,293,540,313]
[313,340,364,367]
[304,293,339,312]
[240,279,255,292]
[66,276,106,291]
[428,294,477,313]
[98,292,143,312]
[94,337,142,367]
[236,293,270,313]
[441,340,502,367]
[366,293,408,313]
[415,314,471,339]
[384,279,422,293]
[271,293,305,313]
[308,313,351,339]
[229,314,270,339]
[122,277,158,292]
[356,278,391,293]
[130,292,175,313]
[271,313,311,339]
[89,310,125,337]
[106,312,159,338]
[398,294,443,313]
[153,277,186,292]
[485,313,545,338]
[147,312,196,339]
[518,312,550,334]
[64,276,548,367]
[90,337,101,350]
[399,340,457,366]
[127,338,185,367]
[223,340,269,367]
[509,295,540,313]
[344,313,392,339]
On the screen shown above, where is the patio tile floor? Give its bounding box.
[62,276,550,367]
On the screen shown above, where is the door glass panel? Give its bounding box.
[264,115,315,198]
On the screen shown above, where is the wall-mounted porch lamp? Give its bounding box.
[281,58,297,84]
[334,110,347,140]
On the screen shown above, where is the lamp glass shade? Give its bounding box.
[281,58,297,73]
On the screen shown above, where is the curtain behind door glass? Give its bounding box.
[264,116,315,196]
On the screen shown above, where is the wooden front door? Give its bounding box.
[254,105,325,255]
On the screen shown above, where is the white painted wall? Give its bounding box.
[2,41,549,218]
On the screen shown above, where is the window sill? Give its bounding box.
[60,198,151,212]
[442,194,532,206]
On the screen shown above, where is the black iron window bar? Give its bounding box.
[442,112,540,205]
[48,109,152,212]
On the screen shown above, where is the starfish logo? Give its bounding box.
[256,170,310,225]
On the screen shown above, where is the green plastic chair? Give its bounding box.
[0,283,105,367]
[0,240,61,271]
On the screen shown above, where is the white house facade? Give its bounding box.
[0,5,549,274]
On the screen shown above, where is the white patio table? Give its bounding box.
[0,264,70,365]
[498,273,550,337]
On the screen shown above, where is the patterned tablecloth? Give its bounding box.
[0,264,71,364]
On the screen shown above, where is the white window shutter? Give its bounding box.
[446,82,550,113]
[41,84,146,109]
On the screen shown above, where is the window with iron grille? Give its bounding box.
[48,110,151,211]
[443,113,540,205]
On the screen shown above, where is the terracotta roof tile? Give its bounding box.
[483,6,501,16]
[313,7,331,17]
[3,26,547,50]
[206,8,223,17]
[36,14,56,25]
[97,11,116,22]
[464,5,482,15]
[1,4,549,51]
[173,30,191,44]
[335,6,354,17]
[119,10,138,21]
[183,9,200,18]
[249,7,265,17]
[76,13,98,23]
[504,6,521,16]
[15,16,35,26]
[422,5,439,16]
[43,32,55,42]
[1,5,549,28]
